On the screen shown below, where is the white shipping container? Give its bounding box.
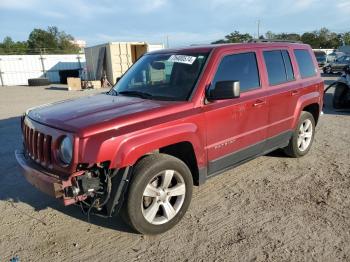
[0,54,85,86]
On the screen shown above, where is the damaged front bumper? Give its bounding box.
[15,150,131,216]
[15,150,87,206]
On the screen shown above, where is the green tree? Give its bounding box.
[0,37,28,54]
[301,32,320,48]
[27,26,80,54]
[343,32,350,45]
[212,30,253,44]
[265,31,275,39]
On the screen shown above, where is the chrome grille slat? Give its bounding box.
[22,122,52,167]
[33,130,38,161]
[29,128,33,156]
[37,132,43,163]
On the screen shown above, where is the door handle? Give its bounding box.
[291,90,300,96]
[253,99,266,107]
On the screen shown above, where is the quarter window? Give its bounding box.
[294,49,316,78]
[212,52,260,92]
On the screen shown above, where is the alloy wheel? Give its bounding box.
[141,169,186,225]
[297,119,313,152]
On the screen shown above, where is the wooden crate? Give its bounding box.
[67,77,82,91]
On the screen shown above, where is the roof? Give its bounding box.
[148,42,311,55]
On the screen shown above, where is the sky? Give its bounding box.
[1,0,350,47]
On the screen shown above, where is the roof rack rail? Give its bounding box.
[248,39,302,44]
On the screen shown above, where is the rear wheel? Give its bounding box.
[122,154,193,235]
[284,111,315,158]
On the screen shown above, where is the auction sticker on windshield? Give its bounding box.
[168,55,197,65]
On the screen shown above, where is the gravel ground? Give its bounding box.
[0,77,349,262]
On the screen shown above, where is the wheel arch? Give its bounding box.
[302,103,320,125]
[293,92,322,128]
[109,124,206,185]
[158,141,201,186]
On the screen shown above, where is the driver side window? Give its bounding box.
[212,52,260,92]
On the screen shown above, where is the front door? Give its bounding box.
[203,51,269,176]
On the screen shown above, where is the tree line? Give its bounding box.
[1,26,349,55]
[212,27,350,49]
[0,26,81,55]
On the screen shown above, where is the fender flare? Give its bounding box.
[292,91,321,129]
[109,123,205,168]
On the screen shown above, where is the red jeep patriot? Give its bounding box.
[16,41,323,234]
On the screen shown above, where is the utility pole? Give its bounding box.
[39,48,47,78]
[166,35,169,48]
[257,19,261,39]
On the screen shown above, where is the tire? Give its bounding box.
[122,154,193,235]
[28,78,50,86]
[333,84,348,109]
[283,111,315,158]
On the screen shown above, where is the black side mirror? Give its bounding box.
[207,81,240,100]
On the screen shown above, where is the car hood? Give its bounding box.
[27,93,180,135]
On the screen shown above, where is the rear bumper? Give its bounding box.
[15,150,86,205]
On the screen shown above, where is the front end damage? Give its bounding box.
[15,149,132,217]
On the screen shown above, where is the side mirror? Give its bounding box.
[115,77,121,84]
[207,81,240,100]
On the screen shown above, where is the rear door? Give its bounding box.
[261,48,299,150]
[203,50,269,176]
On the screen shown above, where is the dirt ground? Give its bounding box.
[0,78,349,262]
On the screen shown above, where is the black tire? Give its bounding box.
[283,111,316,158]
[28,78,50,86]
[333,84,348,109]
[122,154,193,235]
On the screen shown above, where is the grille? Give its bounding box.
[23,122,52,167]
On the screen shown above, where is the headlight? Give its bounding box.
[59,136,73,165]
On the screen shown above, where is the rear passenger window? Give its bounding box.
[263,50,295,85]
[212,52,260,92]
[294,49,316,78]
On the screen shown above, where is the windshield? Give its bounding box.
[111,52,209,101]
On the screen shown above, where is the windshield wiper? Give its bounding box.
[118,90,153,99]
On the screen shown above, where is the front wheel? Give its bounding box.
[283,111,316,158]
[122,154,193,235]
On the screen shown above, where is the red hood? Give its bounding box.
[27,94,183,135]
